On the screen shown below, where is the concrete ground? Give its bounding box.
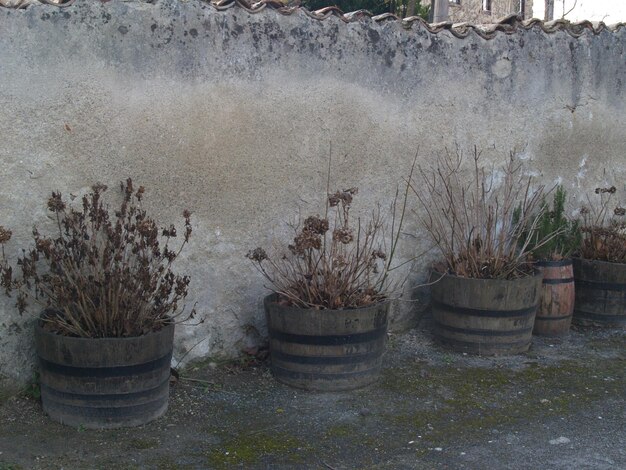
[0,320,624,470]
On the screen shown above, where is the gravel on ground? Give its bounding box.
[0,321,624,470]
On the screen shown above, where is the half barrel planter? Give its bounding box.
[431,271,542,355]
[533,259,575,336]
[264,294,389,391]
[35,315,174,429]
[573,258,626,327]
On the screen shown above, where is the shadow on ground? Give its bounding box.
[0,323,624,469]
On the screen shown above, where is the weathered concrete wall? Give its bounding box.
[1,0,625,382]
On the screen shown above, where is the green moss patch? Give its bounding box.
[0,463,24,470]
[585,333,626,353]
[379,357,625,447]
[129,437,160,450]
[151,458,193,470]
[206,432,309,469]
[323,423,354,439]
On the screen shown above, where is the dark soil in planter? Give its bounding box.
[1,321,624,469]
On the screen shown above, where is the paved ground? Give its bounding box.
[0,321,624,470]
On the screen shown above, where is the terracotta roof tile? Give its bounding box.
[1,0,624,38]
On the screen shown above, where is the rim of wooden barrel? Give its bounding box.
[431,268,543,287]
[263,293,391,315]
[35,311,175,367]
[573,257,626,270]
[35,311,175,344]
[573,257,626,289]
[535,259,573,267]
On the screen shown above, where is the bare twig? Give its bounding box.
[179,377,217,386]
[562,0,578,19]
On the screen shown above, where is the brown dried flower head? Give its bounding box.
[595,186,617,194]
[182,210,192,242]
[246,247,268,263]
[304,216,329,235]
[332,227,354,244]
[92,183,108,193]
[122,178,133,201]
[162,225,177,237]
[137,219,157,237]
[333,254,347,268]
[136,186,145,202]
[614,206,626,217]
[0,227,11,244]
[35,238,54,257]
[328,192,341,207]
[371,250,387,260]
[328,188,359,207]
[292,230,322,254]
[47,192,66,213]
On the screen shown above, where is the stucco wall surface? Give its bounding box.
[1,0,625,382]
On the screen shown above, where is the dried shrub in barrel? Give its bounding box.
[247,184,410,310]
[1,180,196,338]
[410,147,549,280]
[578,185,626,263]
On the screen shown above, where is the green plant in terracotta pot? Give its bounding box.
[247,185,408,391]
[573,185,626,327]
[1,180,195,428]
[522,185,581,336]
[410,148,552,356]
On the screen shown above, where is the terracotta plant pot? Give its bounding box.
[264,294,389,391]
[431,271,542,356]
[35,313,174,429]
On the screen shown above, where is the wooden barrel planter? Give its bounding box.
[573,258,626,327]
[264,294,389,391]
[431,271,542,356]
[533,259,575,336]
[35,315,174,429]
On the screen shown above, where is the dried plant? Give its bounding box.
[578,185,626,263]
[410,147,548,280]
[247,183,410,309]
[522,185,581,261]
[0,226,13,296]
[1,179,195,338]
